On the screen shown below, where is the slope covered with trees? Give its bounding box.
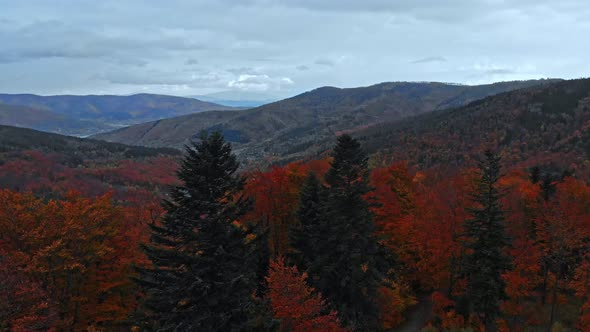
[0,125,180,201]
[357,78,590,175]
[92,80,556,163]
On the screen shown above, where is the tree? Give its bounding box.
[288,173,325,271]
[461,150,512,332]
[0,248,57,331]
[243,164,309,258]
[536,177,590,328]
[266,257,346,332]
[308,134,391,330]
[133,132,258,331]
[0,189,131,331]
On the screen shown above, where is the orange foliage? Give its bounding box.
[377,281,417,329]
[0,189,143,330]
[244,160,330,257]
[266,257,347,332]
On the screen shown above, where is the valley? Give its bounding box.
[92,79,558,164]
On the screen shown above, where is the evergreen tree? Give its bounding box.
[133,132,259,331]
[461,150,511,332]
[289,173,325,271]
[308,134,390,331]
[253,225,271,298]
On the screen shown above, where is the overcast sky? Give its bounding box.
[1,0,589,98]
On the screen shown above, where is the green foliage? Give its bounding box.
[297,135,393,331]
[461,150,512,331]
[133,132,261,331]
[288,173,326,271]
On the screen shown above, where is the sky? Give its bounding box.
[1,0,589,99]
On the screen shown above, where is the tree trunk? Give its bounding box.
[483,312,497,332]
[548,272,559,331]
[541,263,549,305]
[447,255,456,298]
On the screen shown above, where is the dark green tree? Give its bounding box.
[462,150,512,332]
[288,172,325,271]
[308,134,390,331]
[133,132,259,331]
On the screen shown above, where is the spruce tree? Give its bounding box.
[133,132,258,331]
[308,134,389,331]
[288,172,325,271]
[462,150,511,332]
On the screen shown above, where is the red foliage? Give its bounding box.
[0,189,143,330]
[266,257,347,332]
[243,159,330,257]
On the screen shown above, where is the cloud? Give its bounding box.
[0,19,210,64]
[228,74,294,92]
[185,58,199,65]
[0,0,588,95]
[314,59,335,67]
[483,68,515,75]
[227,67,259,75]
[411,56,447,64]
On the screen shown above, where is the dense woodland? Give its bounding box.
[1,122,589,331]
[0,79,590,332]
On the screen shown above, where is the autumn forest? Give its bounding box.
[1,106,590,332]
[4,0,590,330]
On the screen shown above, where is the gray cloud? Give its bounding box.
[228,74,294,92]
[185,58,199,65]
[314,59,335,67]
[412,56,447,64]
[483,68,515,75]
[0,0,588,96]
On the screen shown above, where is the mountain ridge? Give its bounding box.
[0,93,237,136]
[350,78,590,174]
[92,79,560,164]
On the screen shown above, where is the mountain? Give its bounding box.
[194,90,285,107]
[0,124,179,159]
[93,79,558,164]
[0,93,236,136]
[353,78,590,173]
[0,103,113,135]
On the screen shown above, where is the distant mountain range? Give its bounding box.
[193,90,286,108]
[0,93,237,136]
[4,78,588,177]
[92,79,559,164]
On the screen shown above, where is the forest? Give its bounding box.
[1,129,589,332]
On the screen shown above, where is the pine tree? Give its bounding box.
[308,134,390,331]
[289,173,325,271]
[462,150,511,332]
[133,132,258,331]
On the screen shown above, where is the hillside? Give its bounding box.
[354,78,590,173]
[0,124,180,200]
[92,79,557,162]
[0,103,113,135]
[0,93,237,136]
[0,125,179,160]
